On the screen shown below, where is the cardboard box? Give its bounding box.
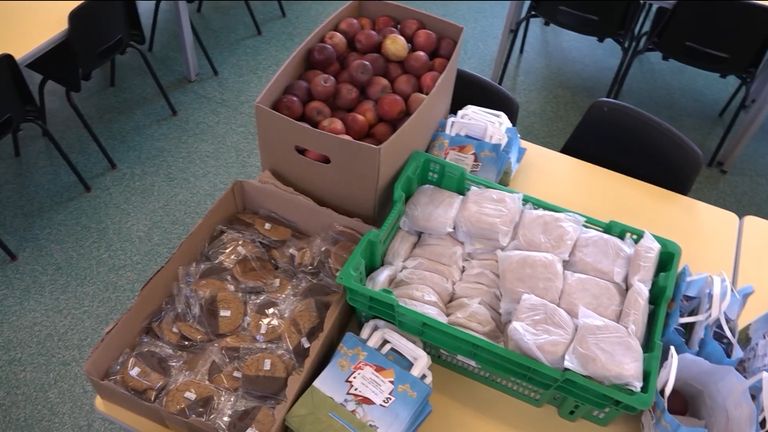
[84,173,372,432]
[255,1,464,224]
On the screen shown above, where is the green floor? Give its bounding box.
[0,1,765,430]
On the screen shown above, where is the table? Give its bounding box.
[94,142,740,431]
[735,216,768,324]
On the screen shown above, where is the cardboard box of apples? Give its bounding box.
[255,1,463,224]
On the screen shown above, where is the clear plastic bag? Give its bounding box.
[247,295,287,343]
[365,265,400,291]
[498,250,564,323]
[620,284,650,344]
[402,256,462,282]
[409,234,464,269]
[398,298,448,323]
[400,185,463,235]
[239,349,295,402]
[197,347,242,393]
[393,268,453,305]
[204,230,268,269]
[213,394,275,432]
[452,281,500,313]
[559,271,626,322]
[383,229,419,267]
[230,212,299,247]
[508,209,584,259]
[447,298,503,343]
[627,231,661,290]
[201,291,247,336]
[392,284,447,314]
[463,258,499,275]
[565,229,634,286]
[506,294,576,369]
[311,224,363,278]
[161,377,223,420]
[455,187,523,252]
[465,251,499,263]
[564,307,643,391]
[460,266,499,289]
[108,336,185,402]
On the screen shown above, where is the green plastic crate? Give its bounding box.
[337,152,681,426]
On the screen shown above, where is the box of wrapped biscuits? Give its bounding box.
[84,172,371,432]
[254,1,464,225]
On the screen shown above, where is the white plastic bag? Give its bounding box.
[400,185,463,235]
[409,234,464,269]
[392,269,453,305]
[453,281,500,313]
[559,271,626,322]
[627,231,661,290]
[506,294,576,369]
[398,298,448,323]
[383,229,419,267]
[402,256,462,282]
[565,229,634,286]
[619,284,650,344]
[465,251,498,262]
[447,298,503,343]
[365,265,399,290]
[508,209,584,259]
[564,307,643,391]
[392,284,447,313]
[498,250,564,323]
[460,266,499,289]
[454,188,523,252]
[463,259,498,276]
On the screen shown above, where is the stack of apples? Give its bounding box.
[273,15,456,146]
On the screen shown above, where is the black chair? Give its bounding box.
[0,236,16,262]
[451,68,520,125]
[612,1,768,167]
[498,1,643,98]
[196,0,286,34]
[561,98,703,195]
[1,53,91,193]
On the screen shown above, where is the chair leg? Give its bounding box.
[611,31,648,99]
[607,46,631,99]
[65,90,118,169]
[718,81,745,118]
[110,58,116,87]
[0,237,17,261]
[197,0,204,13]
[277,0,285,17]
[12,126,21,157]
[519,16,532,55]
[148,0,162,52]
[497,14,533,85]
[708,89,751,167]
[636,3,652,36]
[126,43,178,116]
[29,119,92,192]
[38,77,49,127]
[190,22,219,76]
[243,1,262,35]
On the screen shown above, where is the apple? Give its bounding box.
[334,82,360,110]
[303,148,330,163]
[420,71,440,95]
[274,94,303,120]
[323,31,348,57]
[324,61,341,77]
[374,15,397,32]
[332,109,347,119]
[362,137,381,146]
[437,37,457,59]
[310,74,337,101]
[336,69,353,84]
[379,27,400,38]
[284,80,311,103]
[353,29,381,54]
[354,99,379,126]
[394,114,410,130]
[343,112,369,140]
[336,17,361,41]
[407,92,427,114]
[348,59,374,87]
[303,100,331,125]
[404,51,431,77]
[362,53,387,76]
[399,18,424,42]
[318,117,346,135]
[385,62,404,82]
[431,57,448,73]
[376,93,406,121]
[412,29,438,55]
[302,69,324,83]
[381,34,409,62]
[370,122,394,142]
[393,74,419,99]
[358,16,373,31]
[344,52,364,68]
[307,43,336,70]
[365,76,392,101]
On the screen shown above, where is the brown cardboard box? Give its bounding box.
[84,172,372,432]
[254,1,464,224]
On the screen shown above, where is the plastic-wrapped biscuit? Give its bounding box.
[506,294,575,369]
[564,307,643,391]
[402,257,462,282]
[392,284,447,314]
[453,281,500,313]
[455,188,523,252]
[447,298,503,343]
[498,250,564,323]
[365,265,399,291]
[383,229,419,267]
[566,229,634,286]
[162,379,220,420]
[627,231,661,290]
[393,269,453,305]
[409,234,464,269]
[619,285,650,344]
[508,209,583,259]
[559,271,625,322]
[400,185,463,235]
[398,298,448,323]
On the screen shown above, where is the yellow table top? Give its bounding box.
[94,142,740,431]
[736,215,768,324]
[0,1,81,62]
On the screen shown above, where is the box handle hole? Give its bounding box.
[295,146,331,164]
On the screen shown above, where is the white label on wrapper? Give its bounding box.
[263,359,272,370]
[129,367,141,377]
[265,307,278,316]
[246,428,259,432]
[301,337,311,349]
[237,246,247,255]
[171,324,179,334]
[264,223,272,230]
[183,391,197,401]
[259,322,268,334]
[233,370,242,378]
[219,309,232,317]
[272,279,280,288]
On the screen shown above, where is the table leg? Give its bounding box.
[490,1,525,83]
[172,0,198,82]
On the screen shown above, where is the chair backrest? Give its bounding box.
[450,68,520,125]
[531,1,642,41]
[650,1,768,77]
[561,99,703,195]
[68,1,130,75]
[0,53,38,138]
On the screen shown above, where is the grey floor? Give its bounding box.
[0,1,765,431]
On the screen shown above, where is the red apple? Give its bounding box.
[343,112,369,140]
[374,15,398,32]
[354,99,379,126]
[303,100,331,125]
[376,93,406,121]
[365,76,392,101]
[379,27,400,38]
[344,52,364,69]
[354,29,381,54]
[412,29,438,55]
[348,59,374,87]
[437,37,457,59]
[332,109,347,119]
[358,16,373,31]
[303,148,330,163]
[386,62,404,82]
[362,53,387,76]
[393,74,419,99]
[404,51,431,77]
[274,94,303,120]
[284,80,310,103]
[407,92,427,114]
[420,71,440,95]
[432,57,448,73]
[334,82,360,110]
[336,17,361,41]
[337,69,353,84]
[362,137,381,146]
[370,121,394,142]
[302,69,324,83]
[323,31,348,57]
[399,18,424,42]
[310,74,337,101]
[324,61,341,77]
[307,43,336,70]
[318,117,346,135]
[381,34,409,62]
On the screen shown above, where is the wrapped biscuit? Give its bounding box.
[162,377,223,420]
[365,265,399,291]
[393,268,453,305]
[498,250,564,323]
[400,185,463,235]
[619,284,650,344]
[508,209,583,259]
[455,188,523,252]
[108,336,185,403]
[506,294,575,369]
[402,256,462,282]
[559,271,626,322]
[240,349,296,402]
[383,229,419,267]
[627,231,661,290]
[409,234,464,269]
[566,229,634,286]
